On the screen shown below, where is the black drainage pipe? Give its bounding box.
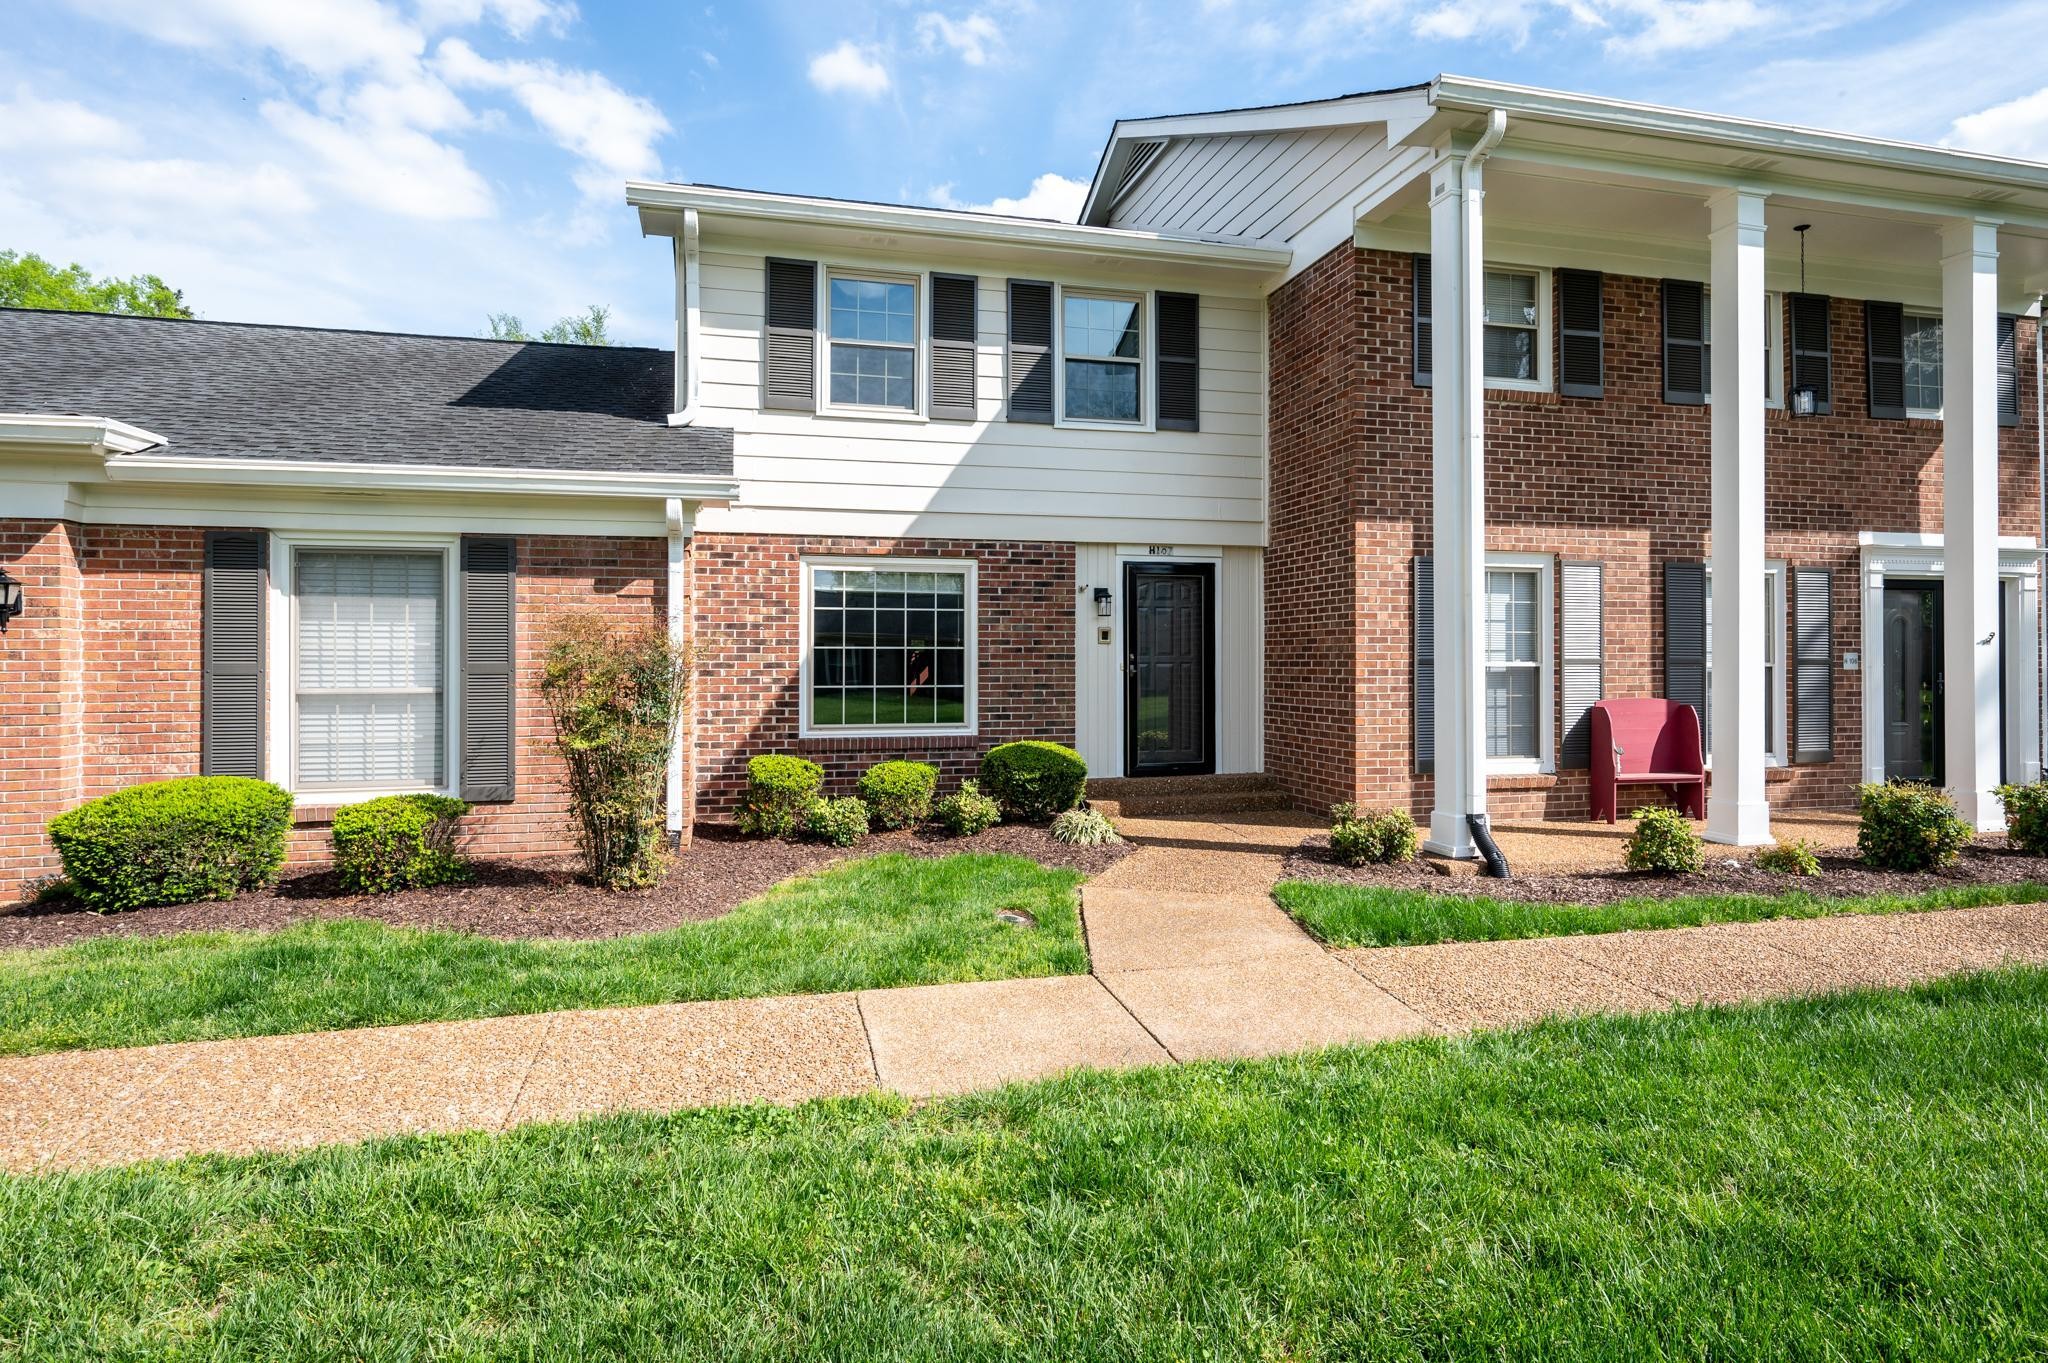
[1467,813,1511,879]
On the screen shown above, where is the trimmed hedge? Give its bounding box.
[1327,805,1417,866]
[804,796,870,848]
[978,741,1087,823]
[1858,782,1971,871]
[46,776,294,912]
[332,794,471,895]
[858,761,938,830]
[1755,837,1822,877]
[737,755,824,838]
[1998,781,2048,856]
[934,780,1001,836]
[1624,806,1705,874]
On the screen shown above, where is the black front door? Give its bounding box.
[1882,580,1943,783]
[1125,563,1215,776]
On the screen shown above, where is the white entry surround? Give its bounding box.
[1859,533,2043,799]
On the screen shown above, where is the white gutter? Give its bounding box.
[668,207,704,427]
[0,413,167,456]
[665,496,695,838]
[1465,107,1507,173]
[2038,295,2045,782]
[103,454,739,502]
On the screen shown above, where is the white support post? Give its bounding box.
[1705,188,1773,846]
[1941,218,2005,831]
[1425,148,1489,859]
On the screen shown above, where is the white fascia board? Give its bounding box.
[102,454,739,502]
[0,413,167,456]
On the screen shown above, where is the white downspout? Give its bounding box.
[2036,294,2044,781]
[665,496,695,838]
[667,208,704,427]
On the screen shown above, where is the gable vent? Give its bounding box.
[1111,140,1167,208]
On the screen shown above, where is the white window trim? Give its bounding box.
[798,555,979,740]
[263,529,462,804]
[1702,289,1786,409]
[1484,551,1554,775]
[1481,264,1551,394]
[1054,283,1154,432]
[817,265,929,423]
[1703,559,1789,769]
[1903,307,1944,421]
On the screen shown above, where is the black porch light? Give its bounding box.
[1093,586,1113,619]
[1789,223,1819,416]
[0,568,22,630]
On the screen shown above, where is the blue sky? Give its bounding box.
[7,0,2048,346]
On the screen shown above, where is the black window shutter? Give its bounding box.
[1156,290,1200,432]
[1412,254,1433,389]
[1789,293,1832,415]
[1557,270,1604,399]
[1791,567,1834,764]
[763,257,817,412]
[1664,560,1707,747]
[1006,279,1053,423]
[1414,555,1434,775]
[460,536,518,803]
[1998,314,2021,429]
[1865,301,1906,420]
[929,273,978,422]
[1662,279,1706,405]
[201,530,268,778]
[1560,561,1604,768]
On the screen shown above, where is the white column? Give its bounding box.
[1425,150,1489,858]
[1705,188,1772,845]
[1941,218,2005,831]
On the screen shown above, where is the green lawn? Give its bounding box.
[1276,877,2048,948]
[7,968,2047,1359]
[0,853,1084,1058]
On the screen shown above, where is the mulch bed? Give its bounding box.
[1281,836,2048,906]
[0,823,1132,950]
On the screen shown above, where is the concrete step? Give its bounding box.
[1088,774,1294,819]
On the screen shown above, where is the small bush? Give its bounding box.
[1050,807,1122,847]
[1624,806,1705,874]
[46,776,294,912]
[1997,781,2048,856]
[1858,781,1972,871]
[804,796,871,848]
[736,754,824,839]
[1327,804,1419,866]
[978,741,1088,822]
[1755,838,1822,877]
[332,794,471,895]
[857,760,938,830]
[934,780,1002,836]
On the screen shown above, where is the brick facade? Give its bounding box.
[1267,242,2043,821]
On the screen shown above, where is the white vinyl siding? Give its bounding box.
[292,549,446,790]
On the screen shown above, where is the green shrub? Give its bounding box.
[934,780,1002,836]
[1327,804,1419,866]
[736,754,824,839]
[1050,807,1122,847]
[978,741,1088,822]
[1858,782,1972,871]
[1624,806,1705,874]
[857,761,938,830]
[331,794,471,895]
[1755,837,1822,877]
[1997,781,2048,856]
[46,776,293,912]
[803,796,871,848]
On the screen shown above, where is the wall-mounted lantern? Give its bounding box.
[0,569,22,631]
[1093,586,1113,619]
[1790,223,1818,417]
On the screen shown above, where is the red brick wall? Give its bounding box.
[691,534,1075,814]
[1267,243,2043,821]
[0,520,85,902]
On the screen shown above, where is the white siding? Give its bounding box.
[1108,124,1390,244]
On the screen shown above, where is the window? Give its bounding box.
[828,273,916,410]
[1904,311,1943,416]
[1484,568,1541,761]
[1703,563,1788,764]
[1482,270,1540,384]
[806,561,974,733]
[292,549,447,790]
[1702,291,1785,406]
[1061,291,1143,423]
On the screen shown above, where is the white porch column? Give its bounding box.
[1425,147,1489,859]
[1941,218,2005,831]
[1705,189,1772,845]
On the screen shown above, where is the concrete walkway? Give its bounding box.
[5,812,2046,1173]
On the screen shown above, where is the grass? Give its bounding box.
[1275,877,2048,948]
[0,852,1084,1058]
[5,968,2047,1359]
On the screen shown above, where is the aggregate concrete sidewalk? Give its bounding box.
[5,811,2046,1174]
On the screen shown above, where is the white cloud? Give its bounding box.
[54,156,317,219]
[412,0,576,37]
[1948,85,2048,162]
[437,38,670,196]
[68,0,424,78]
[915,12,1003,65]
[0,88,136,150]
[931,172,1089,222]
[807,41,892,98]
[265,99,496,218]
[1587,0,1771,57]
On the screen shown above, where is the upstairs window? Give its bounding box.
[828,273,916,411]
[1061,291,1143,423]
[1701,291,1785,405]
[1904,312,1943,416]
[1481,270,1540,384]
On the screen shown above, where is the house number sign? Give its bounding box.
[1147,545,1175,556]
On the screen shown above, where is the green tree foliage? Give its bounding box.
[485,303,612,345]
[0,250,193,318]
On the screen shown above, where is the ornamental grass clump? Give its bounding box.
[46,776,293,912]
[331,794,471,894]
[1050,807,1122,847]
[538,614,695,891]
[857,760,938,830]
[1326,804,1418,866]
[736,755,824,839]
[1996,781,2048,856]
[934,780,1002,836]
[1858,781,1971,871]
[1623,806,1705,874]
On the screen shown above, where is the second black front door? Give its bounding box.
[1882,580,1943,783]
[1125,563,1214,776]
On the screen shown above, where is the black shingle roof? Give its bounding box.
[0,308,732,480]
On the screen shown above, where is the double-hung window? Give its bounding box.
[1484,567,1541,761]
[1703,563,1788,763]
[1904,311,1943,416]
[292,548,448,791]
[828,273,917,411]
[1481,270,1541,385]
[1060,291,1143,423]
[806,560,974,734]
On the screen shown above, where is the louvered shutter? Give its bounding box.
[1791,567,1833,764]
[460,536,517,803]
[1558,270,1604,399]
[1789,293,1832,414]
[1006,279,1053,422]
[1414,555,1434,775]
[1664,560,1707,747]
[1156,290,1200,432]
[929,273,978,422]
[201,530,268,778]
[1865,301,1906,420]
[1998,315,2021,429]
[1560,561,1604,768]
[1662,279,1706,405]
[763,257,817,411]
[1412,254,1433,388]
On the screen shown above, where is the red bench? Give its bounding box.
[1589,699,1706,824]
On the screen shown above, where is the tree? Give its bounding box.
[0,250,193,318]
[483,303,612,346]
